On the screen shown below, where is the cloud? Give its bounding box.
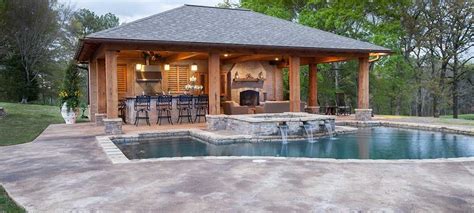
[60,0,225,23]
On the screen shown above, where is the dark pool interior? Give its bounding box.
[114,127,474,160]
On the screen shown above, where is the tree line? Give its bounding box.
[0,0,119,105]
[0,0,472,119]
[220,0,473,118]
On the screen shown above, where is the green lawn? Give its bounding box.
[0,185,25,213]
[0,102,65,146]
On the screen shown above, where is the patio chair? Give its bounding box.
[194,95,208,123]
[177,94,194,124]
[134,95,151,126]
[156,95,173,125]
[335,92,351,116]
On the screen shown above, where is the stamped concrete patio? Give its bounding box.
[0,121,473,212]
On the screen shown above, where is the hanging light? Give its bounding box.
[224,53,229,57]
[191,63,198,72]
[135,64,142,71]
[164,63,170,71]
[275,57,279,61]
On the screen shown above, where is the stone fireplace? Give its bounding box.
[240,90,259,106]
[226,61,280,105]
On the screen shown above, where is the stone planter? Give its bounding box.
[61,103,78,124]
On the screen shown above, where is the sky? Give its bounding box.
[60,0,228,23]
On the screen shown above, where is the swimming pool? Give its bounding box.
[113,127,474,160]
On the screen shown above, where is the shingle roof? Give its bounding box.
[85,5,390,53]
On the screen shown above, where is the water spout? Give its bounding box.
[278,122,289,145]
[302,122,317,143]
[324,122,335,140]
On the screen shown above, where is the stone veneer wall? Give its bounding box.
[207,114,336,136]
[228,61,278,104]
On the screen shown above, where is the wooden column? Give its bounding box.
[88,59,98,121]
[289,56,301,112]
[357,57,370,109]
[208,52,221,115]
[308,63,318,107]
[97,59,107,113]
[105,50,118,118]
[274,67,284,101]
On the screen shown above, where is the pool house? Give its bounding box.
[75,4,391,134]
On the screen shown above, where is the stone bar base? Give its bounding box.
[104,118,123,135]
[95,113,106,126]
[305,106,320,114]
[355,109,373,121]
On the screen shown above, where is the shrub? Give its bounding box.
[58,62,81,111]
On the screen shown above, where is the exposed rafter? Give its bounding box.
[165,52,201,63]
[223,54,277,64]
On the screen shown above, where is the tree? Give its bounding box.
[445,1,473,118]
[1,0,60,103]
[217,0,240,8]
[69,9,119,39]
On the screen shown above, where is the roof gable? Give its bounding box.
[86,5,390,53]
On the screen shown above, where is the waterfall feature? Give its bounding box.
[324,122,335,139]
[278,123,289,145]
[303,123,317,143]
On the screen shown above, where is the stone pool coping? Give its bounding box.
[337,120,474,136]
[96,124,474,164]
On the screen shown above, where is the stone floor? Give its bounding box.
[0,121,474,212]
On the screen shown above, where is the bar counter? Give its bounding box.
[124,95,203,124]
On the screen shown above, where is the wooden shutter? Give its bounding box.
[117,64,127,98]
[168,65,189,92]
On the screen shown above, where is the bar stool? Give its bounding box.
[156,95,173,125]
[194,95,208,123]
[118,99,127,124]
[177,94,194,124]
[134,95,151,126]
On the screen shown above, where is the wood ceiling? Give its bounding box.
[116,50,361,67]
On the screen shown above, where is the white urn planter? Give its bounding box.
[61,103,78,124]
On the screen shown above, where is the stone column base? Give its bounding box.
[355,109,373,121]
[305,106,320,114]
[104,118,123,135]
[95,113,106,126]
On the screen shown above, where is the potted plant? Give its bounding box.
[59,63,81,124]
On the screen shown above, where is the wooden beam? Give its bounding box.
[88,59,98,121]
[97,59,107,113]
[91,44,107,60]
[208,52,221,115]
[222,54,275,64]
[105,50,119,118]
[289,56,301,112]
[274,67,284,101]
[308,64,318,107]
[314,56,352,64]
[357,57,370,109]
[165,52,201,63]
[103,42,373,58]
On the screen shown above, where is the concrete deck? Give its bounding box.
[0,122,473,212]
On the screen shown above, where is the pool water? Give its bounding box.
[115,127,474,160]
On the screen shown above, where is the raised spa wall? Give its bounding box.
[207,113,336,136]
